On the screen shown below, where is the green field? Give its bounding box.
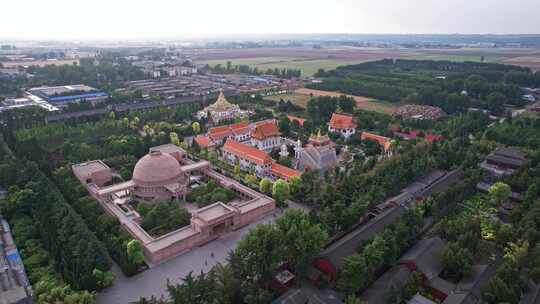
[196,47,540,77]
[264,92,313,108]
[406,54,505,63]
[196,57,375,77]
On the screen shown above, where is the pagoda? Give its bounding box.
[198,89,242,124]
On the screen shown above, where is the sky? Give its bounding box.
[2,0,539,40]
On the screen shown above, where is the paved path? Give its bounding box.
[97,210,281,304]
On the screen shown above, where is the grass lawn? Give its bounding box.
[264,89,398,115]
[264,92,313,108]
[196,57,375,77]
[294,88,398,114]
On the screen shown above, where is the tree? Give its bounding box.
[338,95,356,113]
[169,132,181,146]
[207,151,218,163]
[233,224,281,284]
[275,209,327,273]
[489,182,511,206]
[486,92,507,115]
[278,116,291,136]
[259,178,273,194]
[338,254,369,293]
[442,242,473,278]
[208,263,239,304]
[244,174,258,187]
[272,179,290,204]
[288,176,301,196]
[127,239,145,265]
[483,276,516,304]
[278,156,292,167]
[92,268,115,289]
[191,122,201,134]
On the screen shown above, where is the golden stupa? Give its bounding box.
[200,88,241,123]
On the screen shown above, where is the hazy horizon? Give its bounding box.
[2,0,540,41]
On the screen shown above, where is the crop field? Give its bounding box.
[194,47,540,75]
[196,57,378,77]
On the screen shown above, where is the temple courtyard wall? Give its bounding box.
[73,151,275,265]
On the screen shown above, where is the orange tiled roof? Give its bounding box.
[229,121,250,135]
[194,135,213,148]
[223,139,273,165]
[251,120,281,140]
[270,163,302,181]
[361,132,392,151]
[209,121,249,140]
[329,113,357,129]
[287,115,306,126]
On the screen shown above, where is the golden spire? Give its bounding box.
[211,88,234,109]
[317,129,322,138]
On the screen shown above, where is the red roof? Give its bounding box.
[287,115,306,126]
[251,120,281,140]
[392,128,443,142]
[361,132,392,151]
[223,139,273,165]
[270,163,301,181]
[209,121,249,141]
[194,135,213,149]
[229,121,250,134]
[425,134,443,142]
[329,113,357,129]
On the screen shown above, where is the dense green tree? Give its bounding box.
[489,182,512,206]
[191,122,201,134]
[486,92,507,115]
[272,179,290,204]
[233,224,281,285]
[442,242,474,278]
[259,178,273,194]
[275,209,327,273]
[127,239,145,266]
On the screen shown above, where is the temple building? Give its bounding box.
[196,89,244,124]
[208,121,251,145]
[328,113,357,139]
[250,119,282,152]
[222,139,301,180]
[222,139,274,177]
[72,144,275,264]
[361,131,394,155]
[295,131,339,172]
[269,163,302,181]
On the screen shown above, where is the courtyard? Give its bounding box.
[97,208,282,303]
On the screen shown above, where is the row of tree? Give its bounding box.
[0,140,113,293]
[338,208,424,293]
[208,62,302,78]
[53,166,145,275]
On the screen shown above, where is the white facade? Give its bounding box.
[251,136,281,152]
[328,126,356,139]
[222,150,270,177]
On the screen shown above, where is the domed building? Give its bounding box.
[72,143,276,264]
[132,150,189,201]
